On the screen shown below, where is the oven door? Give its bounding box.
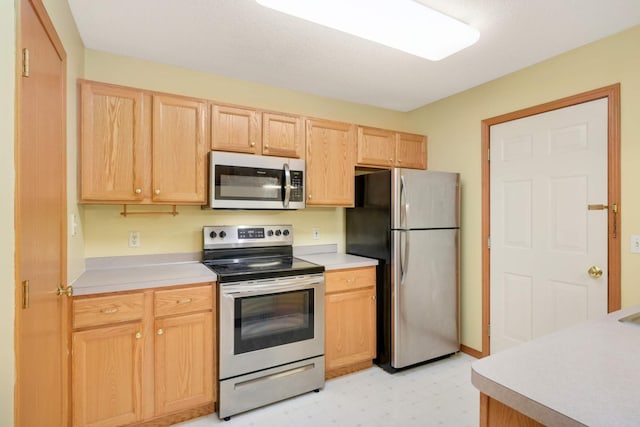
[219,273,324,379]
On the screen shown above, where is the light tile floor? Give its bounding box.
[177,352,479,427]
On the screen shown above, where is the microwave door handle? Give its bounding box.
[283,163,291,208]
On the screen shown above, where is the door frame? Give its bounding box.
[480,84,621,357]
[15,0,68,424]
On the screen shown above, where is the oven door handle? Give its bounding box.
[222,277,323,297]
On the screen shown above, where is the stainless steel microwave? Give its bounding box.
[208,151,305,210]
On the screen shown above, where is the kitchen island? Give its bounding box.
[471,305,640,426]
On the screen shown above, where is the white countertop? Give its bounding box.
[296,252,378,270]
[73,261,217,296]
[471,305,640,426]
[72,247,377,296]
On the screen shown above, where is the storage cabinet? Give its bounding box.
[211,104,261,154]
[356,126,427,170]
[153,286,215,415]
[79,82,146,202]
[305,119,357,207]
[152,95,207,203]
[211,106,304,158]
[78,80,208,204]
[262,112,304,158]
[396,132,427,169]
[324,267,376,378]
[71,284,215,427]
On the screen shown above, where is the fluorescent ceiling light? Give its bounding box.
[256,0,479,60]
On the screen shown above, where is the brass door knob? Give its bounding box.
[154,189,161,195]
[134,188,142,194]
[135,332,142,340]
[588,265,603,278]
[157,329,164,335]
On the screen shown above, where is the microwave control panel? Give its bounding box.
[290,171,304,201]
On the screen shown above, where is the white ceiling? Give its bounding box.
[67,0,640,112]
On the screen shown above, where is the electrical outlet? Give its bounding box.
[631,234,640,253]
[312,227,320,240]
[129,231,141,248]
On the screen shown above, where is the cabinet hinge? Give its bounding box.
[487,147,490,161]
[487,235,491,249]
[22,48,30,78]
[488,323,491,337]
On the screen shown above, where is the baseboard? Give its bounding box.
[460,344,483,359]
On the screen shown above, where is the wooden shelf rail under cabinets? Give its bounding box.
[120,204,179,217]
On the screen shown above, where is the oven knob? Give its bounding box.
[219,231,227,239]
[209,231,217,239]
[275,230,282,236]
[283,229,290,236]
[267,230,274,237]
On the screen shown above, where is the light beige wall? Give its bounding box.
[0,1,16,424]
[43,0,86,283]
[81,51,409,258]
[408,25,640,351]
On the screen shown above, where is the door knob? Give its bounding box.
[588,265,603,278]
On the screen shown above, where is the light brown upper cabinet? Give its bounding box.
[396,132,427,169]
[79,81,146,202]
[262,112,304,158]
[211,106,304,158]
[78,81,208,204]
[356,126,396,168]
[152,95,207,203]
[306,119,356,207]
[211,105,261,154]
[356,126,427,170]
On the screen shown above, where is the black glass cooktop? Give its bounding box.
[203,256,324,283]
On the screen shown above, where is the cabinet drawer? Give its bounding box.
[325,267,375,294]
[155,285,213,317]
[73,293,144,329]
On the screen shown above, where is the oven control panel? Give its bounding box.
[203,224,293,249]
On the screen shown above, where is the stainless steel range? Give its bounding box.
[202,225,325,421]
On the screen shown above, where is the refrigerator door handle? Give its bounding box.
[400,230,409,285]
[400,174,408,229]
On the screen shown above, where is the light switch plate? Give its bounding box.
[630,235,640,253]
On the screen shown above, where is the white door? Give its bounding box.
[490,98,608,354]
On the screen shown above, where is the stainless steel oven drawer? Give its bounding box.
[218,355,325,420]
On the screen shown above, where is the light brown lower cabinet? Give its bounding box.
[71,284,215,427]
[324,267,376,379]
[480,393,545,427]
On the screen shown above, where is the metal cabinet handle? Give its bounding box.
[135,332,142,339]
[176,298,192,304]
[135,188,142,194]
[250,141,256,147]
[157,329,164,335]
[154,189,161,195]
[101,307,119,314]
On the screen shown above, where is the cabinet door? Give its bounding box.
[262,112,304,158]
[72,322,144,427]
[325,286,376,372]
[154,312,214,416]
[305,119,356,206]
[212,105,261,154]
[396,132,427,169]
[152,95,207,203]
[79,82,146,202]
[356,126,395,168]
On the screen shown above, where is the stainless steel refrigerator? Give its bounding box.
[346,169,460,372]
